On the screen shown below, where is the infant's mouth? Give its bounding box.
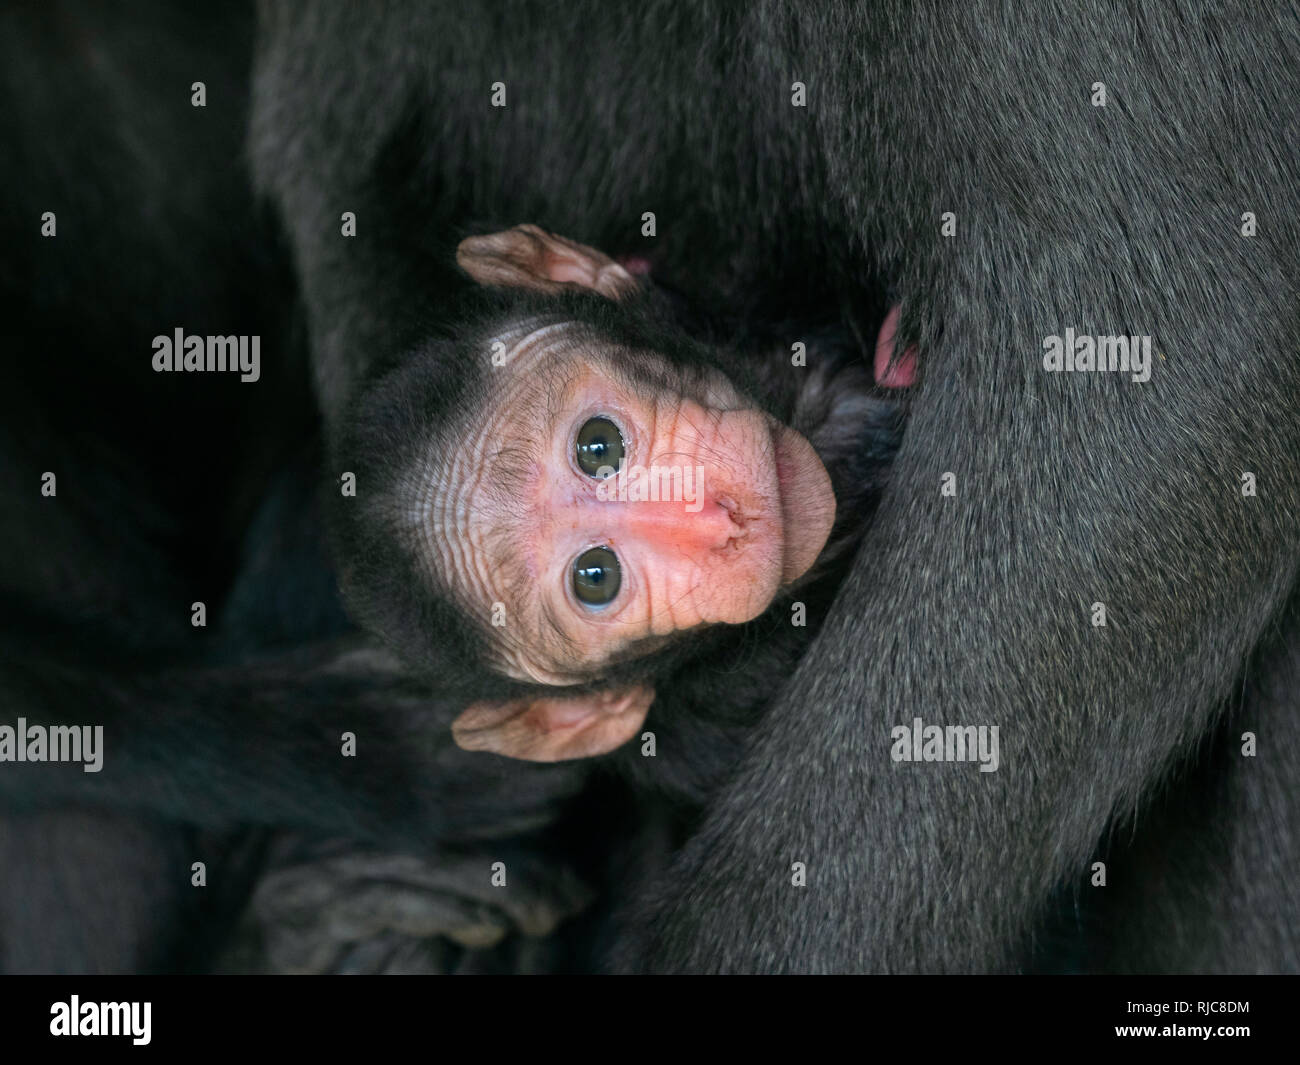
[770,422,836,584]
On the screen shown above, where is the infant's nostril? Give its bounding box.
[713,494,748,531]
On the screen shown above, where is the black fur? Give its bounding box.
[5,0,1298,974]
[0,2,902,971]
[251,1,1300,972]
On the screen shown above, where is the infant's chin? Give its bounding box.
[771,423,837,584]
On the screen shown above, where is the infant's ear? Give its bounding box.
[451,684,654,762]
[456,224,638,300]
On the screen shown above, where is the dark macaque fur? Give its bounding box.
[2,0,1298,973]
[0,3,901,971]
[251,1,1300,973]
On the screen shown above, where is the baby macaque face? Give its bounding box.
[434,226,836,688]
[418,224,904,764]
[428,324,834,688]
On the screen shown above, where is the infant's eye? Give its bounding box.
[575,417,624,477]
[572,545,621,607]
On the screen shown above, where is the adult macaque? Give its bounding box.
[249,0,1300,972]
[19,1,1290,976]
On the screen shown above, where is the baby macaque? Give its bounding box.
[333,225,910,767]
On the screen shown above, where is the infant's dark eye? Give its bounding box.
[575,417,624,477]
[572,546,621,607]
